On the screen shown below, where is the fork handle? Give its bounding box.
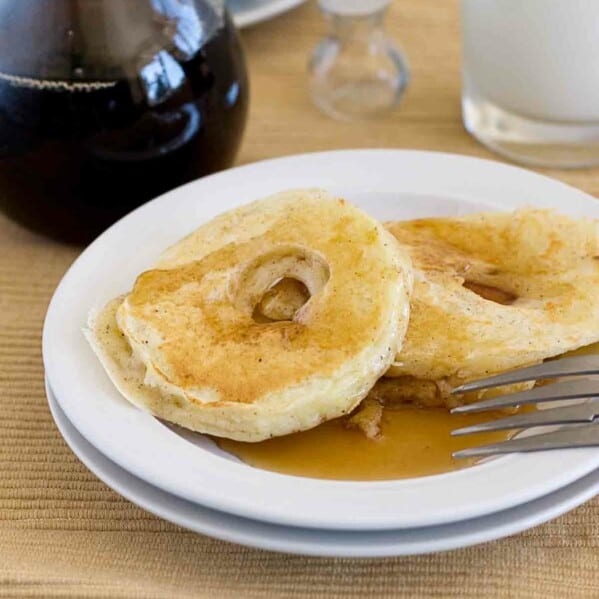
[453,423,599,458]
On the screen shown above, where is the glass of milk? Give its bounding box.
[462,0,599,168]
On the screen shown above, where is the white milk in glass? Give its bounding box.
[461,0,599,167]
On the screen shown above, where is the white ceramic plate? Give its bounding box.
[43,150,599,531]
[47,380,599,557]
[229,0,307,28]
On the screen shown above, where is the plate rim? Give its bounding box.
[46,378,599,558]
[43,149,599,531]
[230,0,307,28]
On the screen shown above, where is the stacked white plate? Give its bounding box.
[43,150,599,557]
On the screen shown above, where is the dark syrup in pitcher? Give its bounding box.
[0,1,248,243]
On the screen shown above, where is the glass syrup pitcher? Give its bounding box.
[0,0,249,243]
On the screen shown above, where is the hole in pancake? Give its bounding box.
[253,278,310,323]
[462,280,518,305]
[232,246,330,322]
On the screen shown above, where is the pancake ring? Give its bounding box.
[88,190,412,441]
[385,209,599,404]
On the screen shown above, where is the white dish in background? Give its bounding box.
[47,380,599,557]
[43,150,599,532]
[229,0,307,28]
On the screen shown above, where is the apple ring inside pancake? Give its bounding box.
[87,190,412,441]
[385,209,599,406]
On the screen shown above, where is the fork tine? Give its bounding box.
[452,399,599,436]
[453,422,599,458]
[451,378,599,414]
[453,356,599,394]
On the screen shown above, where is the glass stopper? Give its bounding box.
[309,0,409,120]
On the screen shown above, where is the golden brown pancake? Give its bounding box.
[87,190,413,441]
[385,208,599,406]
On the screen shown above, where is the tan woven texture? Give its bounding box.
[1,1,598,597]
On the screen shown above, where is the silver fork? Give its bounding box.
[449,355,599,458]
